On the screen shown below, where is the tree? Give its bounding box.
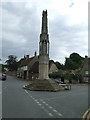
[70,53,83,65]
[55,61,64,70]
[65,58,78,70]
[65,53,84,70]
[5,55,18,71]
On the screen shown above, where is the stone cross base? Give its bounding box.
[23,78,63,92]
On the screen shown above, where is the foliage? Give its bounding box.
[65,52,84,70]
[55,61,64,70]
[5,55,18,71]
[70,53,83,63]
[65,58,77,70]
[49,70,64,79]
[49,70,82,83]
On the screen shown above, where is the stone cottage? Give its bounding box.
[80,56,90,83]
[17,52,58,80]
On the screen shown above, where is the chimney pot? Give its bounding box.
[27,55,29,59]
[34,51,37,57]
[24,55,26,59]
[85,55,88,58]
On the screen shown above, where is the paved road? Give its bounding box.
[1,76,88,118]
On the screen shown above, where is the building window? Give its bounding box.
[85,71,88,75]
[84,77,88,83]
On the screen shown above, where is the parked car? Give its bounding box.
[55,79,61,84]
[55,79,65,84]
[0,73,7,81]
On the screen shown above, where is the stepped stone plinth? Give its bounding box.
[23,78,63,91]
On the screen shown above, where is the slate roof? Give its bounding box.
[30,61,39,73]
[18,55,57,74]
[18,55,56,72]
[18,57,35,67]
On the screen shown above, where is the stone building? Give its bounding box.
[80,56,90,83]
[17,53,58,80]
[17,53,38,80]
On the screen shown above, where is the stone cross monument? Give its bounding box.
[24,10,60,91]
[39,10,49,80]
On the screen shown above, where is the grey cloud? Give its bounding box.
[49,15,88,63]
[2,2,39,60]
[2,1,88,64]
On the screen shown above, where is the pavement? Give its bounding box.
[1,76,88,118]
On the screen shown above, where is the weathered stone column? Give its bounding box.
[39,10,49,80]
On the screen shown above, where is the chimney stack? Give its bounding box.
[34,51,37,57]
[24,55,26,60]
[85,55,88,58]
[27,55,29,59]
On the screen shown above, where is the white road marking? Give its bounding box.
[41,100,48,106]
[53,109,58,113]
[42,101,46,104]
[44,109,53,117]
[31,97,36,100]
[34,99,38,102]
[57,113,63,117]
[49,106,53,109]
[38,103,42,106]
[40,99,63,117]
[52,109,63,116]
[36,101,40,104]
[24,91,63,117]
[25,90,29,94]
[32,97,35,100]
[45,103,48,106]
[48,113,53,117]
[25,90,37,101]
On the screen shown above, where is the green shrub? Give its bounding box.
[49,70,82,83]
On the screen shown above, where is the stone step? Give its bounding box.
[23,79,63,91]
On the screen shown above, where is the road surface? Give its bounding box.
[1,76,88,118]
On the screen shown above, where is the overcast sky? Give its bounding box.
[1,0,88,64]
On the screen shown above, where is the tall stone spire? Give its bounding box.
[39,10,49,79]
[40,10,49,43]
[40,10,49,57]
[24,10,60,91]
[41,10,48,34]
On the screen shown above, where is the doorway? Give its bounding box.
[24,71,27,79]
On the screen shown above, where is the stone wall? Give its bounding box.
[6,71,17,76]
[49,63,58,73]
